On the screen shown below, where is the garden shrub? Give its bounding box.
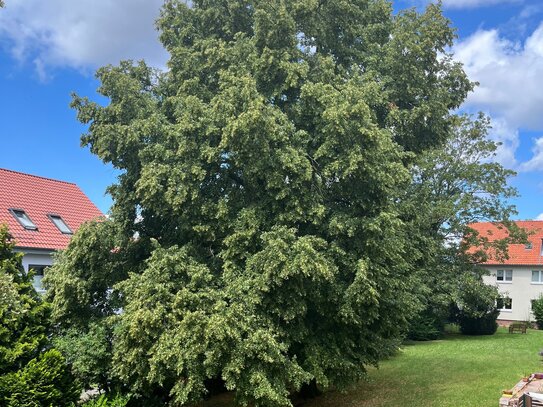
[407,311,443,341]
[454,274,499,335]
[54,321,113,391]
[532,296,543,329]
[0,349,79,407]
[82,393,130,407]
[456,311,499,335]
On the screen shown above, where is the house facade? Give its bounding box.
[473,221,543,323]
[0,168,103,292]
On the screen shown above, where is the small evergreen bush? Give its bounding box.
[407,312,443,341]
[532,296,543,329]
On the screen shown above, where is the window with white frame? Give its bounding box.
[532,270,543,283]
[497,297,512,311]
[28,265,48,294]
[496,269,513,282]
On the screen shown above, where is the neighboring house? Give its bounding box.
[0,168,103,292]
[473,221,543,323]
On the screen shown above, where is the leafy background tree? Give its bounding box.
[0,224,79,406]
[403,114,523,339]
[45,1,517,405]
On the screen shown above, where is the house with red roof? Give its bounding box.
[472,221,543,323]
[0,168,103,292]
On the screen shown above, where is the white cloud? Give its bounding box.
[0,0,168,77]
[410,0,520,9]
[536,212,543,220]
[488,116,519,169]
[454,25,543,130]
[441,0,520,9]
[519,4,543,20]
[519,137,543,172]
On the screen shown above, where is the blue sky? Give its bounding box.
[0,0,542,220]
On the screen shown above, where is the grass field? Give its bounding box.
[200,328,543,407]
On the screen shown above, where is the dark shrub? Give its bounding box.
[407,311,443,341]
[454,274,500,335]
[457,310,499,335]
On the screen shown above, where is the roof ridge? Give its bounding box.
[0,167,76,186]
[471,220,543,224]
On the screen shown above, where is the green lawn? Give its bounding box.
[200,328,543,407]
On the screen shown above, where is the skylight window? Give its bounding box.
[9,209,37,230]
[48,214,72,234]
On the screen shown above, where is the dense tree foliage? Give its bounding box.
[0,224,79,406]
[45,1,516,405]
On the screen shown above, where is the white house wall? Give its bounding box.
[13,248,54,294]
[482,266,543,322]
[17,251,54,272]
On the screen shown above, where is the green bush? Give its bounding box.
[454,275,499,335]
[532,296,543,329]
[407,312,443,341]
[457,311,499,335]
[54,321,113,391]
[82,393,129,407]
[0,349,79,406]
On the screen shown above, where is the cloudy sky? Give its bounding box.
[0,0,542,220]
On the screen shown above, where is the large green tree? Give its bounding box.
[46,1,481,405]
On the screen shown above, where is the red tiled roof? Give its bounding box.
[0,168,103,250]
[469,221,543,266]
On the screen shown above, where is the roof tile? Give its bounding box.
[470,221,543,266]
[0,168,104,250]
